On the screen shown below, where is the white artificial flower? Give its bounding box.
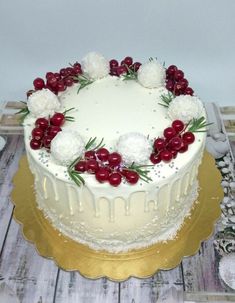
[116,132,152,165]
[27,89,60,118]
[51,130,85,165]
[167,95,204,123]
[137,59,165,89]
[81,52,109,80]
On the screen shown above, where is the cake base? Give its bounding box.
[11,152,223,281]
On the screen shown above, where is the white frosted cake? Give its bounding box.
[23,52,208,253]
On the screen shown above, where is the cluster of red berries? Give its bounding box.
[150,120,195,164]
[109,56,141,76]
[28,62,83,97]
[74,149,139,187]
[165,65,194,96]
[28,56,141,98]
[30,113,66,150]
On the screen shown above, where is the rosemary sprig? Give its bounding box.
[158,92,175,108]
[187,117,213,132]
[15,101,30,123]
[63,107,75,122]
[85,137,105,151]
[122,65,138,81]
[74,74,94,93]
[128,163,153,183]
[67,156,85,187]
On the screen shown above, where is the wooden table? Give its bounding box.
[0,135,235,303]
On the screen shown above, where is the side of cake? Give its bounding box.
[22,52,208,253]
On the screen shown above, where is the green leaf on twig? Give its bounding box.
[187,117,213,132]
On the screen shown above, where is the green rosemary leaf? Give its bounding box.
[93,138,104,150]
[158,92,175,108]
[85,137,97,150]
[122,65,138,81]
[63,107,75,114]
[187,117,213,132]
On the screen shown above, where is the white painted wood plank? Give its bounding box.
[120,266,183,302]
[181,232,233,294]
[54,272,119,303]
[0,219,58,303]
[0,135,24,250]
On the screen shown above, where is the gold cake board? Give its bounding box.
[11,152,223,281]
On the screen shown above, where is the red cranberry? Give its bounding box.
[169,137,183,150]
[46,72,54,80]
[110,67,118,76]
[85,150,96,160]
[30,139,42,150]
[153,138,165,151]
[116,66,127,76]
[133,62,141,71]
[95,167,110,183]
[163,127,176,140]
[73,65,82,74]
[123,56,133,66]
[47,76,57,88]
[108,152,122,167]
[35,118,49,130]
[32,127,44,141]
[179,141,188,153]
[56,80,66,92]
[185,87,194,96]
[33,78,45,90]
[171,149,178,159]
[86,159,99,174]
[160,150,173,162]
[109,172,122,187]
[166,79,175,91]
[166,65,178,79]
[60,68,66,77]
[50,113,65,127]
[125,170,139,184]
[178,78,188,89]
[182,132,195,144]
[174,70,184,81]
[96,148,109,162]
[43,135,54,149]
[75,160,87,173]
[47,126,62,138]
[172,120,184,133]
[64,77,74,87]
[109,59,119,68]
[150,153,161,164]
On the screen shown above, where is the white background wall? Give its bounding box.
[0,0,235,106]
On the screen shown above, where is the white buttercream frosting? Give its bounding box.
[168,95,204,123]
[81,52,109,80]
[27,89,60,118]
[137,59,166,88]
[50,130,85,165]
[116,132,152,165]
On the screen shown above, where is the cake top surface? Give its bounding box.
[23,52,208,195]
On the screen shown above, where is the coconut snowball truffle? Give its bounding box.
[137,59,166,89]
[27,89,60,118]
[81,52,109,80]
[51,130,85,165]
[116,132,152,165]
[168,95,204,123]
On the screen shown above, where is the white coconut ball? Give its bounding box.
[27,89,60,118]
[116,132,152,165]
[167,95,204,123]
[81,52,109,80]
[137,59,165,89]
[51,130,85,165]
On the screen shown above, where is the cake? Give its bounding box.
[22,52,208,253]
